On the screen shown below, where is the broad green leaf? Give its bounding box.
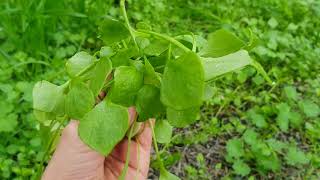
[98,18,130,44]
[226,138,244,159]
[247,109,267,128]
[135,85,165,121]
[144,59,161,87]
[166,107,199,128]
[285,146,309,166]
[89,57,112,96]
[200,29,245,58]
[203,84,214,101]
[276,103,290,132]
[65,51,95,77]
[202,50,252,81]
[33,110,55,123]
[108,66,143,107]
[242,128,258,145]
[148,50,168,73]
[155,120,172,144]
[0,114,17,132]
[161,51,204,110]
[79,100,129,155]
[33,81,65,113]
[111,47,139,67]
[144,39,169,56]
[284,86,298,101]
[136,37,150,49]
[299,100,320,118]
[66,82,95,120]
[289,111,303,128]
[0,101,13,115]
[159,169,180,180]
[255,153,280,172]
[232,160,251,176]
[266,139,286,153]
[100,46,114,57]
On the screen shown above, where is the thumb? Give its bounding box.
[42,120,105,180]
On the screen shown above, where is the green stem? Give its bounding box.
[137,29,190,52]
[250,60,274,85]
[119,120,135,180]
[120,0,138,48]
[134,143,140,180]
[149,120,165,171]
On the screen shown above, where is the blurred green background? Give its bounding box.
[0,0,319,179]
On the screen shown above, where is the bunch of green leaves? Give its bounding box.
[31,0,271,178]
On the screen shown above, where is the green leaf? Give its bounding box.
[144,59,161,87]
[255,153,280,172]
[100,46,114,58]
[166,107,199,128]
[232,160,251,176]
[242,128,258,145]
[108,66,143,107]
[33,110,55,123]
[159,169,180,180]
[200,29,245,58]
[276,103,290,132]
[285,146,309,166]
[299,100,320,118]
[144,39,169,56]
[155,120,173,144]
[226,138,244,159]
[268,17,278,29]
[289,111,303,128]
[161,51,204,110]
[33,81,65,113]
[89,57,112,96]
[284,86,298,101]
[66,82,95,120]
[135,85,165,121]
[266,139,286,153]
[203,84,214,101]
[247,109,267,128]
[78,100,129,155]
[202,50,252,81]
[111,47,139,67]
[0,114,17,132]
[98,18,130,44]
[65,51,95,77]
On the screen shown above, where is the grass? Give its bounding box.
[0,0,320,179]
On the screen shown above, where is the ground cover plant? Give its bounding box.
[0,0,319,179]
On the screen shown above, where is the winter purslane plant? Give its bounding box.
[32,0,272,179]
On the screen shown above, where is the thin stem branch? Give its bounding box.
[149,120,165,171]
[120,0,138,48]
[119,118,136,180]
[137,29,190,53]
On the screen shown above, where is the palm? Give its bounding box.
[42,119,152,180]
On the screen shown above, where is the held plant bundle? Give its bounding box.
[32,0,272,179]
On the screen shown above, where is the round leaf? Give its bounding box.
[166,107,200,128]
[79,100,129,155]
[66,82,95,119]
[99,18,130,45]
[161,51,204,110]
[155,120,172,144]
[136,85,165,121]
[66,51,95,77]
[108,66,143,107]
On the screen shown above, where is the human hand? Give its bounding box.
[42,107,153,180]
